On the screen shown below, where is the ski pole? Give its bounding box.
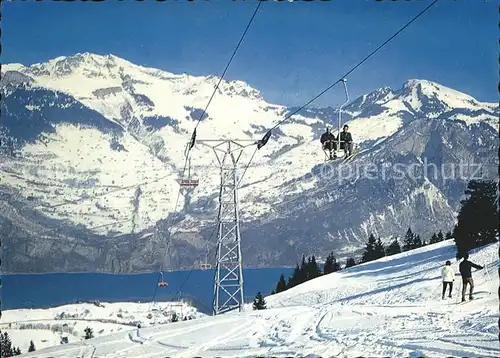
[483,264,493,284]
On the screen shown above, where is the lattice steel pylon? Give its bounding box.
[197,138,255,315]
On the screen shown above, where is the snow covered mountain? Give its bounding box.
[1,53,498,272]
[16,241,500,357]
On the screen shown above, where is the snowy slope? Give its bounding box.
[1,301,206,353]
[1,53,498,272]
[18,240,499,357]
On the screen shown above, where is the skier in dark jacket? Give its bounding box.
[459,253,483,302]
[320,127,337,160]
[339,124,353,158]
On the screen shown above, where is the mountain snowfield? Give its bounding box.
[1,52,498,271]
[12,240,499,358]
[1,53,497,234]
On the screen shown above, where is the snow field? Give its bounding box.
[1,301,205,354]
[16,240,499,357]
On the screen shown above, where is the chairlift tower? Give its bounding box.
[197,138,255,315]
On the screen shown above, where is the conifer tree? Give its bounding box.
[403,227,414,251]
[324,252,341,274]
[413,234,422,248]
[298,255,307,284]
[1,331,13,357]
[287,264,300,289]
[437,230,444,242]
[331,255,341,272]
[385,238,401,256]
[252,292,266,310]
[345,257,356,268]
[361,233,378,263]
[171,312,179,322]
[374,238,386,259]
[454,180,498,257]
[323,252,334,275]
[275,274,287,293]
[28,340,36,352]
[445,231,453,241]
[307,255,321,280]
[429,233,439,244]
[84,327,94,340]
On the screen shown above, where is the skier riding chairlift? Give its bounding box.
[339,124,354,158]
[320,127,338,160]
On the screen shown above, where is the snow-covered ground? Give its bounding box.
[16,240,499,357]
[1,301,205,354]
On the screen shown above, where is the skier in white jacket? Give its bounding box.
[441,260,455,299]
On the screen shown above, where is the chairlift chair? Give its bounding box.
[158,271,168,287]
[199,251,211,270]
[199,262,211,270]
[179,156,199,188]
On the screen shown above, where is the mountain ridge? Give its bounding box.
[0,52,498,273]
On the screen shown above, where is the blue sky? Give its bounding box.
[3,0,497,107]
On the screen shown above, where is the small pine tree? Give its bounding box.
[275,274,287,293]
[429,233,439,244]
[307,255,321,280]
[324,252,341,274]
[287,264,300,289]
[298,255,308,284]
[445,231,453,241]
[28,340,36,352]
[385,238,401,256]
[14,347,21,356]
[84,327,94,340]
[1,331,13,357]
[252,292,266,310]
[323,252,334,275]
[171,312,178,322]
[437,230,444,242]
[345,257,356,268]
[331,255,341,272]
[361,233,378,263]
[183,316,188,321]
[403,227,414,251]
[413,234,422,248]
[374,238,386,259]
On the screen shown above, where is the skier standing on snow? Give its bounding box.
[441,260,455,299]
[459,253,483,302]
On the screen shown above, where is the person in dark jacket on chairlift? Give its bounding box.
[339,124,353,158]
[320,127,337,160]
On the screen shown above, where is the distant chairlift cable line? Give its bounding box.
[258,0,440,141]
[191,0,263,133]
[185,0,263,155]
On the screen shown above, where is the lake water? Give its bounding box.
[1,267,294,314]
